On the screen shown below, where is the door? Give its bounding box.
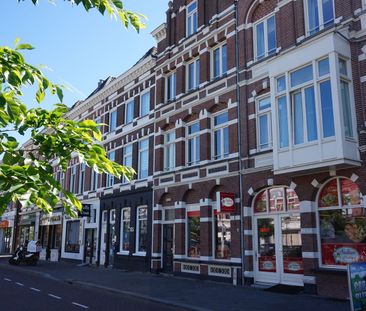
[163,224,174,273]
[254,214,303,286]
[100,211,107,266]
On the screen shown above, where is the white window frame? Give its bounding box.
[79,163,86,194]
[122,144,133,184]
[256,96,272,151]
[91,170,98,191]
[304,0,335,35]
[186,58,200,91]
[109,109,117,132]
[106,151,116,188]
[136,206,148,255]
[140,90,150,117]
[125,100,134,124]
[166,72,177,102]
[186,1,198,37]
[212,112,229,160]
[120,207,131,254]
[253,14,276,61]
[186,122,200,166]
[211,44,227,79]
[138,138,149,180]
[164,131,176,171]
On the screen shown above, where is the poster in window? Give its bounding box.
[254,190,267,213]
[319,179,339,208]
[342,179,362,206]
[269,188,284,212]
[321,243,366,266]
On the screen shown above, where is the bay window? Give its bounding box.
[187,211,200,258]
[125,100,134,124]
[164,131,176,171]
[187,122,200,166]
[213,112,229,160]
[306,0,334,35]
[212,44,227,79]
[186,1,198,37]
[318,178,365,267]
[120,208,131,252]
[255,15,276,60]
[136,207,148,254]
[187,58,200,91]
[257,96,272,150]
[138,139,149,179]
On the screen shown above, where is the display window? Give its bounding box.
[318,177,365,267]
[215,212,231,259]
[187,211,200,258]
[65,220,80,253]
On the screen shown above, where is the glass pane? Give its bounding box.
[214,112,229,126]
[322,0,334,26]
[341,179,362,206]
[216,213,231,259]
[189,122,200,134]
[138,218,147,252]
[196,59,200,87]
[256,22,265,59]
[193,12,198,33]
[269,188,285,212]
[214,130,222,158]
[291,65,313,87]
[277,76,286,93]
[305,86,318,141]
[319,209,366,266]
[188,139,194,164]
[188,215,200,257]
[259,114,269,149]
[195,137,200,163]
[278,96,289,148]
[339,58,348,76]
[259,97,271,110]
[187,2,197,13]
[320,80,335,137]
[267,16,276,54]
[222,45,227,74]
[319,179,339,208]
[214,48,220,78]
[257,218,276,272]
[255,190,267,213]
[126,101,134,123]
[341,81,353,138]
[293,92,304,145]
[318,58,330,77]
[141,92,150,116]
[286,189,300,211]
[110,111,117,131]
[187,15,192,36]
[308,0,319,34]
[223,127,229,156]
[281,215,303,274]
[188,62,195,90]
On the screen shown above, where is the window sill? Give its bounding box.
[117,251,130,256]
[132,252,147,257]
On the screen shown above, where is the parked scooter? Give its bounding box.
[9,241,41,266]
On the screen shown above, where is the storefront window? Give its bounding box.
[215,213,231,259]
[318,178,365,267]
[254,187,300,214]
[65,220,80,253]
[136,207,147,253]
[121,208,130,252]
[188,212,200,257]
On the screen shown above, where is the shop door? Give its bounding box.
[162,224,174,273]
[254,214,303,286]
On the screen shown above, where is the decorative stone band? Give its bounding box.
[208,265,232,278]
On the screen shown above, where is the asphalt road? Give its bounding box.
[0,266,187,311]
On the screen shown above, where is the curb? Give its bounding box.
[72,280,211,311]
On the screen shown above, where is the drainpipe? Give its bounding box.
[234,0,245,287]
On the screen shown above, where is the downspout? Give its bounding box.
[234,0,245,287]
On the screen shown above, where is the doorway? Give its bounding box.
[84,229,96,264]
[253,214,303,286]
[162,224,174,273]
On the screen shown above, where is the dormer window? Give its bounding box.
[186,1,198,37]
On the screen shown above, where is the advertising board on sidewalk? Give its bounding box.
[348,262,366,311]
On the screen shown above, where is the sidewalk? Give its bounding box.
[0,258,350,311]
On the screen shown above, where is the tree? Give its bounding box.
[0,0,145,216]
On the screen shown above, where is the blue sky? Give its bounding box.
[0,0,167,111]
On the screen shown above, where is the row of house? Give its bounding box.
[1,0,366,299]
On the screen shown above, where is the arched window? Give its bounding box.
[254,187,300,214]
[318,177,366,267]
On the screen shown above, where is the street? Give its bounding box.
[0,265,186,311]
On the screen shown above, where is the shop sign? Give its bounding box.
[217,192,235,213]
[78,204,91,217]
[348,262,366,311]
[19,214,37,225]
[0,220,9,228]
[322,243,366,266]
[40,212,62,226]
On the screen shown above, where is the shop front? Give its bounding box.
[18,212,39,246]
[0,213,15,254]
[61,216,84,261]
[39,212,62,261]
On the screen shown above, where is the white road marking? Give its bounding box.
[15,282,24,286]
[30,287,41,292]
[48,294,61,300]
[3,278,11,282]
[72,302,89,309]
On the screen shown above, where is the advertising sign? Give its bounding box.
[348,262,366,311]
[217,192,235,213]
[78,204,91,217]
[40,212,62,226]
